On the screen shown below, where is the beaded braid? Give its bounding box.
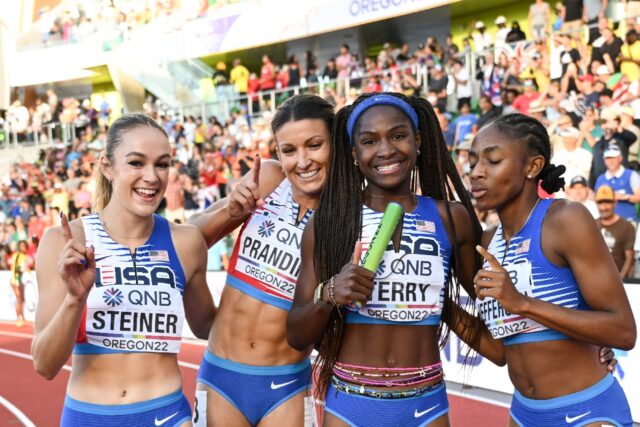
[312,93,483,400]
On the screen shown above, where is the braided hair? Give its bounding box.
[312,92,483,398]
[487,114,566,194]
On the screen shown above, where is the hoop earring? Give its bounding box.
[417,148,421,155]
[354,159,358,166]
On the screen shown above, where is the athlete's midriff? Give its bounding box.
[506,339,608,399]
[209,286,310,366]
[68,353,182,404]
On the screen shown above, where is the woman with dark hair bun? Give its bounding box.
[188,94,335,426]
[469,113,635,426]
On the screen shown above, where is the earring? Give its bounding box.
[417,149,421,155]
[527,174,532,179]
[354,159,359,166]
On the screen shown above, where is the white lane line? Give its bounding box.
[446,389,511,409]
[178,361,200,370]
[0,395,36,427]
[0,331,34,339]
[0,348,71,372]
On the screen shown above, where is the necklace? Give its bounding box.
[366,193,415,200]
[501,198,541,265]
[100,215,153,240]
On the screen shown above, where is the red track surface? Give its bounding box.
[0,322,509,426]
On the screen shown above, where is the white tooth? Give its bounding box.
[377,163,399,172]
[300,170,319,178]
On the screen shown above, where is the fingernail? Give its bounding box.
[80,258,88,268]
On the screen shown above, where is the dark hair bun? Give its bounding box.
[540,163,566,194]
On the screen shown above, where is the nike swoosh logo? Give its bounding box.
[414,404,440,418]
[565,411,591,423]
[155,412,179,426]
[94,255,112,263]
[270,379,298,390]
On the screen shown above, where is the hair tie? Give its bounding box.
[347,95,419,144]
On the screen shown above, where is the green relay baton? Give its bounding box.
[355,202,404,308]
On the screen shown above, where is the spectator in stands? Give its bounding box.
[453,59,472,110]
[529,0,552,41]
[597,27,624,73]
[9,240,31,327]
[561,0,584,38]
[584,0,608,44]
[578,105,604,148]
[505,20,527,43]
[476,95,502,130]
[513,79,543,114]
[453,101,477,145]
[596,185,636,277]
[552,127,593,183]
[322,58,338,81]
[472,21,493,62]
[595,144,640,222]
[230,58,249,96]
[620,30,640,82]
[495,16,510,57]
[428,64,448,112]
[259,54,276,92]
[565,175,599,217]
[336,44,352,95]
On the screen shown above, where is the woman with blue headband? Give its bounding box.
[287,92,493,426]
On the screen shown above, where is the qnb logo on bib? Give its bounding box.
[476,261,546,338]
[358,252,446,322]
[235,217,304,300]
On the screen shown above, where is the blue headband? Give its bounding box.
[346,95,419,144]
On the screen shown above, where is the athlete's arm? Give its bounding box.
[438,201,506,366]
[188,159,285,248]
[476,201,636,350]
[174,224,215,340]
[287,218,375,350]
[287,218,334,351]
[31,216,96,380]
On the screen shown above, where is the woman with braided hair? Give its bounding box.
[287,92,499,426]
[469,113,635,426]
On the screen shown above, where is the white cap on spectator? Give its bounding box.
[596,65,611,75]
[475,21,485,29]
[529,101,545,113]
[560,127,580,138]
[601,108,619,121]
[495,16,507,25]
[604,144,622,158]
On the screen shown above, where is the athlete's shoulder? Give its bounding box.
[169,222,207,248]
[545,198,595,230]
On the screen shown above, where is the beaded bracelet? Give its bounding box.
[327,275,338,306]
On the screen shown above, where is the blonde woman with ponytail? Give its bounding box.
[32,113,215,426]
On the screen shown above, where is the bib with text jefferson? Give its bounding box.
[345,196,452,325]
[226,179,312,311]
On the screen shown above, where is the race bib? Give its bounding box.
[356,253,445,323]
[85,284,185,353]
[476,261,546,339]
[233,216,303,301]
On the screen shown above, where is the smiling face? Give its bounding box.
[469,125,542,211]
[275,118,331,199]
[103,125,171,218]
[351,105,419,196]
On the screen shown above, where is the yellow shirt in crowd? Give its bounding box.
[621,41,640,82]
[230,64,249,93]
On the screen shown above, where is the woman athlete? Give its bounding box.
[188,95,334,426]
[32,114,215,426]
[469,114,635,426]
[287,92,492,426]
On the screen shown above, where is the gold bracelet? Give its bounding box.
[225,201,245,220]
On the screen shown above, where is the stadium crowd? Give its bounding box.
[2,0,640,324]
